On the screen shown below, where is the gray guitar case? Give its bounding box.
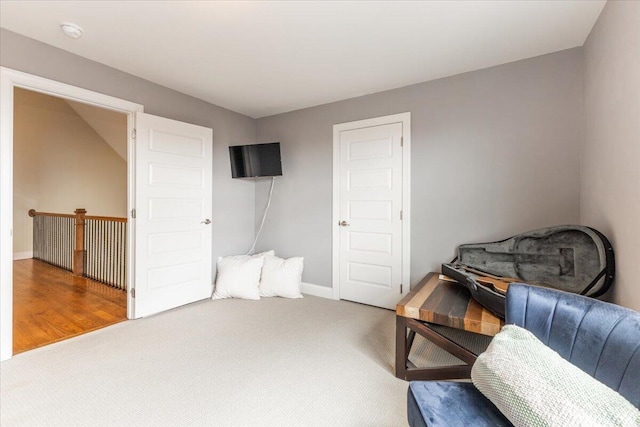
[442,225,615,318]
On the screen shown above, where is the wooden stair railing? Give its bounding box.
[29,209,127,290]
[29,209,74,271]
[73,208,86,276]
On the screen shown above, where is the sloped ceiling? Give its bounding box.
[65,100,127,161]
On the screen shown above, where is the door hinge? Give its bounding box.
[131,128,137,139]
[400,136,403,147]
[131,288,136,298]
[400,284,403,294]
[131,208,136,218]
[400,210,403,220]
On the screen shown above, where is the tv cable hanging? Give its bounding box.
[246,176,276,255]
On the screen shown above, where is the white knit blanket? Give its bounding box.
[471,325,640,427]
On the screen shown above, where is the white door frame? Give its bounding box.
[0,67,144,361]
[332,112,411,302]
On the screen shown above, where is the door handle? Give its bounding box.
[201,219,211,225]
[339,220,350,227]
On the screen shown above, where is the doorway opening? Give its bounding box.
[12,88,128,354]
[1,67,144,361]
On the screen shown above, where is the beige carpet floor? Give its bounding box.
[1,295,491,426]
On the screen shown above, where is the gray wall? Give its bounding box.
[256,48,583,288]
[1,29,257,265]
[582,1,640,311]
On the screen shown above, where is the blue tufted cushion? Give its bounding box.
[506,284,640,408]
[408,381,512,427]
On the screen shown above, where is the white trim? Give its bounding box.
[0,67,143,361]
[401,114,411,302]
[0,71,14,362]
[331,124,341,301]
[13,251,33,261]
[127,115,137,321]
[300,282,334,299]
[0,68,143,113]
[331,112,411,304]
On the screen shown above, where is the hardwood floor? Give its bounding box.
[13,259,127,354]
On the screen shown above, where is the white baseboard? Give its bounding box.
[301,282,334,299]
[13,251,33,260]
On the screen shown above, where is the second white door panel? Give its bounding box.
[348,137,394,160]
[148,198,203,221]
[348,200,393,221]
[149,164,204,187]
[348,168,393,191]
[347,262,393,287]
[348,232,392,254]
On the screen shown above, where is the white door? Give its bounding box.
[337,121,405,309]
[133,112,213,318]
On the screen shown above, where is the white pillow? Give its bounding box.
[212,251,274,300]
[259,255,304,298]
[213,254,266,300]
[471,325,640,427]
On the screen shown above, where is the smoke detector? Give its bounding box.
[60,23,83,39]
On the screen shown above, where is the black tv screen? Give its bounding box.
[229,142,283,178]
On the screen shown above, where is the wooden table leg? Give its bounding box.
[395,315,408,379]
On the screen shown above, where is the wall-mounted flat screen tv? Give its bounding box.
[229,142,283,178]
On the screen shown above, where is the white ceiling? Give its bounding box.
[0,1,605,118]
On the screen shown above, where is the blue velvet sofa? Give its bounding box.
[407,283,640,426]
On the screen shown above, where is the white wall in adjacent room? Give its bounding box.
[13,88,127,255]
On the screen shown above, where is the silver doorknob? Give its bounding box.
[339,220,350,227]
[201,219,211,224]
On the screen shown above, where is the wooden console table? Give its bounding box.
[395,272,503,381]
